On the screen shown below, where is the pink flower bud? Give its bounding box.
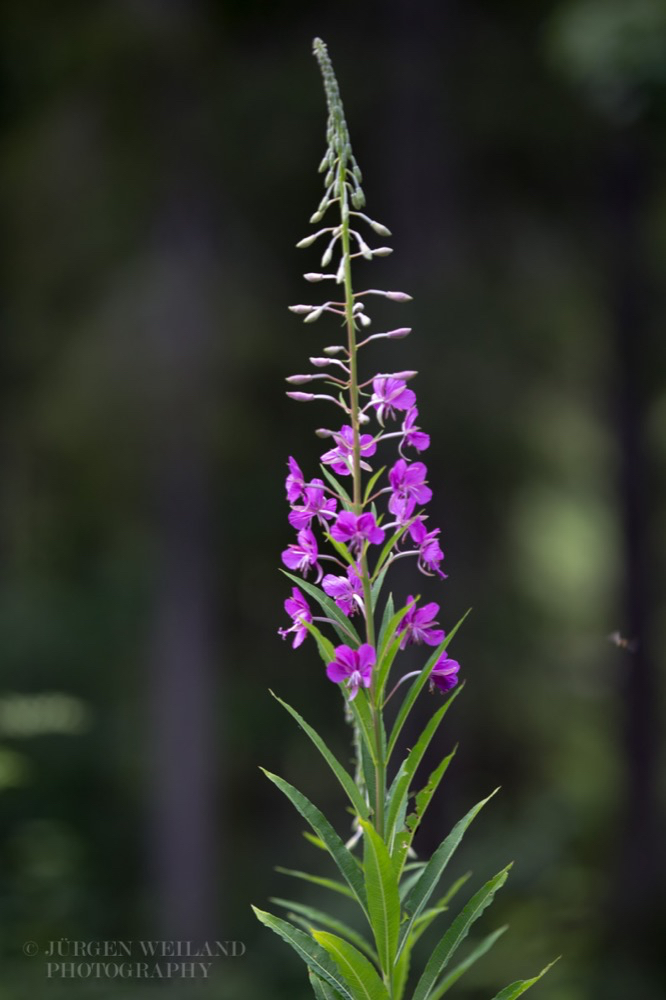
[285,375,315,385]
[286,392,316,401]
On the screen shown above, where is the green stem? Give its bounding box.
[339,162,386,841]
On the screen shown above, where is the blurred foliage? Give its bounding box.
[0,1,665,998]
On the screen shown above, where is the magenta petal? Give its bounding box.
[333,645,356,671]
[357,643,376,672]
[326,662,348,684]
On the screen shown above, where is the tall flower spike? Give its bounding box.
[259,41,555,1000]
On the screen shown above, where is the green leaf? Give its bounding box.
[376,594,395,654]
[272,897,378,963]
[387,611,470,760]
[312,931,391,1000]
[377,598,414,663]
[363,465,386,505]
[359,819,401,972]
[409,745,459,834]
[371,523,410,583]
[489,960,559,1000]
[370,561,391,609]
[303,619,338,665]
[320,464,353,506]
[252,907,354,1000]
[411,866,512,1000]
[428,926,507,999]
[270,691,370,821]
[282,570,361,645]
[275,867,355,900]
[398,789,499,956]
[410,873,473,944]
[350,689,382,765]
[310,970,347,1000]
[385,690,460,850]
[324,531,356,567]
[261,770,367,912]
[376,632,405,703]
[393,942,411,1000]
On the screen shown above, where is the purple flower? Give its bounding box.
[370,377,416,424]
[278,587,312,648]
[321,425,377,476]
[281,528,322,582]
[288,479,337,530]
[409,519,446,579]
[401,408,430,452]
[326,643,376,700]
[286,457,305,503]
[430,653,460,693]
[388,459,432,515]
[330,511,385,552]
[322,565,363,616]
[398,595,445,649]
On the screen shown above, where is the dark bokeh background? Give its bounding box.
[1,2,665,998]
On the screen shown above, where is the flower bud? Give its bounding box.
[377,370,418,380]
[309,357,332,367]
[285,374,315,384]
[369,220,391,236]
[303,273,331,282]
[323,345,347,355]
[351,189,365,209]
[289,304,314,314]
[286,392,316,402]
[315,427,335,438]
[296,227,331,249]
[372,246,393,257]
[296,234,319,248]
[357,313,371,327]
[385,327,412,338]
[310,209,325,224]
[385,291,413,302]
[303,307,325,323]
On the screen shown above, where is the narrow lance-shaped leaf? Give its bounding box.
[319,463,353,506]
[261,769,367,912]
[359,819,401,972]
[275,867,355,900]
[272,896,379,964]
[252,908,354,1000]
[282,569,361,645]
[385,688,461,849]
[309,970,347,1000]
[387,611,470,760]
[488,960,560,1000]
[411,865,512,1000]
[397,789,499,957]
[312,931,391,1000]
[428,926,507,1000]
[270,691,370,820]
[376,593,395,654]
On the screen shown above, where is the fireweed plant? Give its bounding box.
[253,39,555,1000]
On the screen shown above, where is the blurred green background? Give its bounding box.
[1,1,665,998]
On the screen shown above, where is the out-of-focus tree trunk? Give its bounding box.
[131,0,221,942]
[605,128,662,962]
